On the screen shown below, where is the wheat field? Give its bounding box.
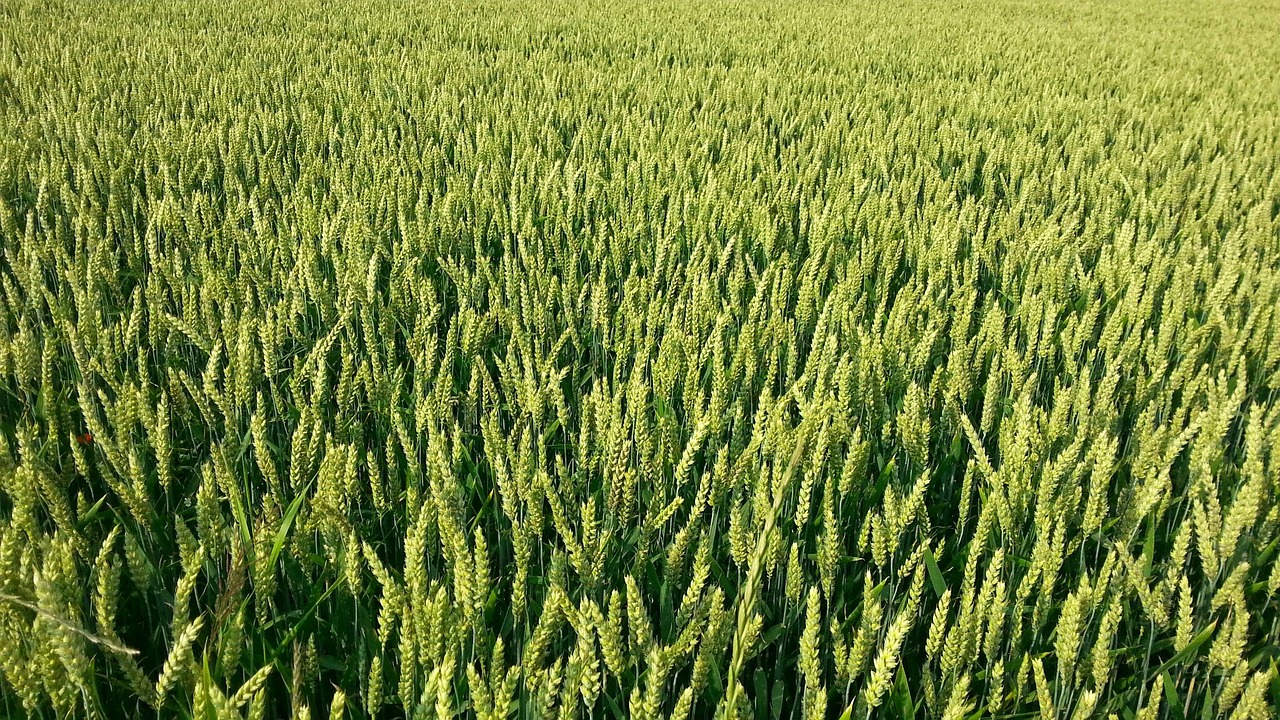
[1,0,1279,718]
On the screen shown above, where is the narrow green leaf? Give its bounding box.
[924,544,946,597]
[893,665,913,719]
[1152,622,1217,675]
[268,482,311,573]
[754,668,768,720]
[1162,671,1184,720]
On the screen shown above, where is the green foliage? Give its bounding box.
[1,0,1279,717]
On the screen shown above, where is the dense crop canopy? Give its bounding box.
[2,0,1280,718]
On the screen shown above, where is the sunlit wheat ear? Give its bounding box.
[155,615,205,706]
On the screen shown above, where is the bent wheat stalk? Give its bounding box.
[721,407,813,719]
[0,590,140,656]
